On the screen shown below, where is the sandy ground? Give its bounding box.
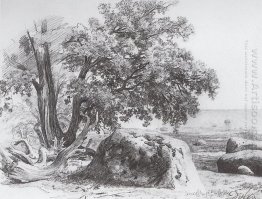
[1,170,261,199]
[0,128,262,199]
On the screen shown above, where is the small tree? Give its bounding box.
[0,0,219,182]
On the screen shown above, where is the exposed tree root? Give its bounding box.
[7,147,35,165]
[0,113,98,183]
[13,139,34,156]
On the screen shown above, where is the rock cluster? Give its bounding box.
[217,137,262,176]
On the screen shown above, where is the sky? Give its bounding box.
[0,0,262,110]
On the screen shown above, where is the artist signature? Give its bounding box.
[227,188,259,199]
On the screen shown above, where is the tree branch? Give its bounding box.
[55,80,64,105]
[115,62,149,92]
[78,56,93,79]
[6,147,34,165]
[78,56,110,80]
[32,79,42,92]
[26,31,42,79]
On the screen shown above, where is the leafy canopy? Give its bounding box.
[62,0,219,130]
[1,0,219,132]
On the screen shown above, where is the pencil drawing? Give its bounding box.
[0,0,261,198]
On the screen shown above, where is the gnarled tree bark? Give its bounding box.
[28,21,63,149]
[0,113,98,183]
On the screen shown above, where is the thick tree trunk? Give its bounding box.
[28,23,63,148]
[38,43,64,146]
[32,43,63,148]
[63,95,82,147]
[0,20,100,183]
[63,56,95,147]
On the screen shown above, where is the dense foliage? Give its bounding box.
[0,0,219,145]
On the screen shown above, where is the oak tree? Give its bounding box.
[0,0,219,182]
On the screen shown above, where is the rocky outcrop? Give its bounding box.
[226,137,262,153]
[75,129,205,192]
[218,137,262,176]
[217,149,262,176]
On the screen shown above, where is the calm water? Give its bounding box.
[122,109,262,133]
[183,109,261,130]
[1,109,261,145]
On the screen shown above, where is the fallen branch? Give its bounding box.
[0,113,99,183]
[6,147,34,165]
[13,139,33,155]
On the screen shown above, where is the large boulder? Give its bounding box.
[76,129,205,192]
[237,165,254,176]
[226,137,262,153]
[217,150,262,176]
